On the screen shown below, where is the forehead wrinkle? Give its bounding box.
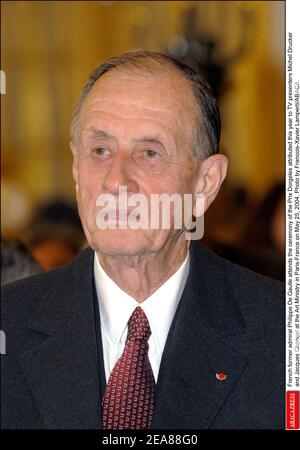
[80,106,189,145]
[81,125,179,154]
[80,111,189,156]
[81,126,167,149]
[79,102,191,134]
[81,108,177,136]
[81,98,181,121]
[79,70,197,153]
[82,66,197,117]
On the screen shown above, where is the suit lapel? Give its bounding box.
[16,242,248,429]
[151,242,248,429]
[17,248,105,429]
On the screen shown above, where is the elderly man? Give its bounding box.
[1,51,284,430]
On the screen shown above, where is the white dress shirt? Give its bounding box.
[94,251,189,382]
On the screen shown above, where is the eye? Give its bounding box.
[92,147,111,157]
[143,149,161,159]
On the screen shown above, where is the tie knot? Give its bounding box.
[127,307,151,341]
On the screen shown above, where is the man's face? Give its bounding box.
[72,67,201,256]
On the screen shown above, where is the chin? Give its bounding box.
[89,228,152,257]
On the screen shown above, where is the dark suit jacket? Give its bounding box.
[1,242,285,429]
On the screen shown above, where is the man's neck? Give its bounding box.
[96,238,190,303]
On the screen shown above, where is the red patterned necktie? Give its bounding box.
[102,306,156,429]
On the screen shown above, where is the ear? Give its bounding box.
[193,154,228,216]
[70,141,79,187]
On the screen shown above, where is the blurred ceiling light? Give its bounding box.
[168,36,189,58]
[1,181,32,233]
[130,5,152,28]
[0,70,6,95]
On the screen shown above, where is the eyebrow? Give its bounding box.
[132,136,165,146]
[84,128,165,146]
[85,128,114,140]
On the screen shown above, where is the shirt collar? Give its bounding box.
[94,251,189,352]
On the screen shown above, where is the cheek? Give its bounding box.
[146,165,196,196]
[77,167,103,214]
[180,162,198,196]
[142,166,183,195]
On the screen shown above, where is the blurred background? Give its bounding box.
[1,1,284,281]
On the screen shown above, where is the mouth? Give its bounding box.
[101,210,141,222]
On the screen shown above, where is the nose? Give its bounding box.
[102,153,139,195]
